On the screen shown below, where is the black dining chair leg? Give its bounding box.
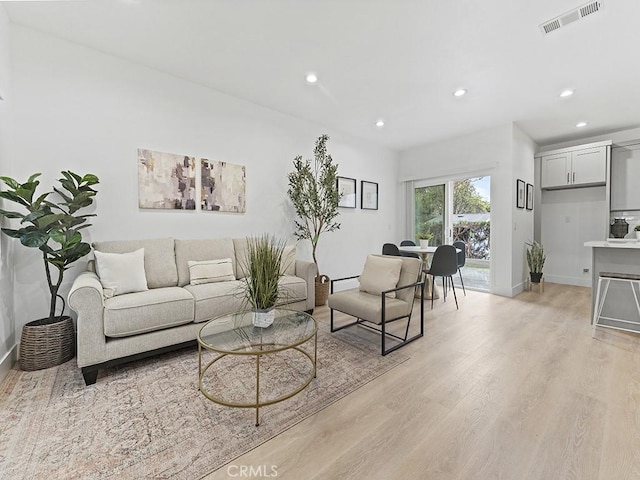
[450,276,459,309]
[458,268,466,296]
[430,275,435,310]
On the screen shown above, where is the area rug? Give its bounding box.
[0,323,409,479]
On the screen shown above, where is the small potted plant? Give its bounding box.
[417,232,433,248]
[526,241,546,284]
[240,234,286,327]
[635,225,640,240]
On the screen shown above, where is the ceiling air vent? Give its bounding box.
[540,1,602,35]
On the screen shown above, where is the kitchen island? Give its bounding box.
[584,240,640,329]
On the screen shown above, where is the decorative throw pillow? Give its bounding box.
[94,248,148,298]
[358,255,403,298]
[279,245,296,276]
[188,258,236,285]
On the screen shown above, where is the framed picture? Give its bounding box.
[361,180,378,210]
[337,176,357,208]
[516,179,525,209]
[526,183,534,210]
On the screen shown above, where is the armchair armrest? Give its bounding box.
[330,275,360,293]
[295,259,318,311]
[381,279,424,296]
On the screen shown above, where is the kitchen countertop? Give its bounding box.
[585,240,640,248]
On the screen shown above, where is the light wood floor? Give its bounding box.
[205,284,640,479]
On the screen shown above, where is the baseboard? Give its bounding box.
[0,343,18,384]
[543,274,591,287]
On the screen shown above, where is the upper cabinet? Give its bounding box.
[539,142,610,190]
[611,143,640,211]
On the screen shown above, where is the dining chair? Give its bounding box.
[423,245,458,309]
[382,243,401,256]
[399,240,420,258]
[453,240,467,295]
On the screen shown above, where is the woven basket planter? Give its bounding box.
[19,316,75,371]
[315,275,330,306]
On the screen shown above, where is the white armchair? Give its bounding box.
[328,255,424,355]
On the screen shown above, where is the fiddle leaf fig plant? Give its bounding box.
[287,134,340,276]
[0,171,99,324]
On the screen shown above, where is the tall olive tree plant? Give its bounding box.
[0,171,99,324]
[287,134,340,277]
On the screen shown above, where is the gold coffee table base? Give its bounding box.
[198,341,317,426]
[197,310,318,426]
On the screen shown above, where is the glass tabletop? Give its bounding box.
[198,309,317,355]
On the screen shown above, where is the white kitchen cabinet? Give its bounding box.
[540,143,608,190]
[611,143,640,211]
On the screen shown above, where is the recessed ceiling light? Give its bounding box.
[576,121,588,127]
[305,73,318,84]
[560,89,574,97]
[375,120,385,128]
[453,89,467,97]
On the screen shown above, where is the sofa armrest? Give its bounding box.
[295,260,317,311]
[68,271,106,368]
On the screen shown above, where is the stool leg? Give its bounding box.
[592,277,609,337]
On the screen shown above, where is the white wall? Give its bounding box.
[512,125,537,290]
[0,5,16,381]
[399,123,536,296]
[8,25,399,335]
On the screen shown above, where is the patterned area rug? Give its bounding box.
[0,322,408,479]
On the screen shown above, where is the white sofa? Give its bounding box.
[68,237,316,385]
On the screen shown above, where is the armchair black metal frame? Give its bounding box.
[329,276,425,356]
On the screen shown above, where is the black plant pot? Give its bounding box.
[529,272,543,284]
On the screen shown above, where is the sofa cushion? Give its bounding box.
[280,245,296,276]
[232,238,249,279]
[277,275,307,305]
[103,287,194,338]
[93,238,178,289]
[359,254,403,298]
[188,258,236,285]
[183,280,245,323]
[176,238,236,287]
[94,248,148,298]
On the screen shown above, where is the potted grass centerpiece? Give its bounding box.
[241,234,286,327]
[417,231,433,248]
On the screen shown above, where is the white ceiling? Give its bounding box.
[4,0,640,151]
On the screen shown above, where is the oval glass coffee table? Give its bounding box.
[197,309,317,426]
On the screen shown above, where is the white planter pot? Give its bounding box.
[636,231,640,240]
[252,309,275,328]
[419,239,430,248]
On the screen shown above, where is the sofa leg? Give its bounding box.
[81,367,98,386]
[305,308,314,315]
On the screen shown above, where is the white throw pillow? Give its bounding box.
[188,258,236,285]
[94,248,148,298]
[279,245,296,276]
[358,255,403,298]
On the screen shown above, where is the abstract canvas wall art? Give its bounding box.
[201,159,246,213]
[138,149,196,209]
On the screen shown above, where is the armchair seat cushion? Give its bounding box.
[104,287,194,338]
[328,288,409,324]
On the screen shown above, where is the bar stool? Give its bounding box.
[592,272,640,337]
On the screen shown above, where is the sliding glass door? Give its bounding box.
[411,176,491,292]
[414,184,446,246]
